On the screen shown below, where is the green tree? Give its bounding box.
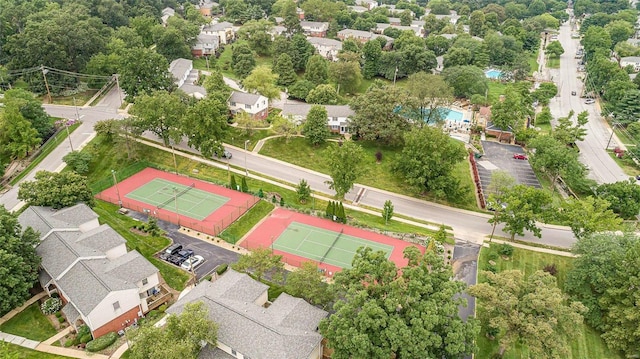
[469,10,486,37]
[130,91,186,147]
[545,40,564,57]
[442,65,489,99]
[242,66,280,100]
[613,89,640,125]
[490,86,532,142]
[0,207,40,316]
[362,40,382,79]
[285,261,334,307]
[289,34,315,71]
[233,247,285,282]
[303,105,330,146]
[288,80,316,100]
[382,199,394,225]
[129,302,218,359]
[529,135,582,192]
[564,232,640,358]
[230,174,237,190]
[62,151,93,175]
[394,126,467,199]
[241,177,249,192]
[0,104,40,160]
[182,97,229,159]
[604,20,634,47]
[349,85,410,145]
[532,82,558,106]
[404,72,453,125]
[536,106,553,125]
[296,178,311,203]
[320,247,478,359]
[469,270,586,358]
[596,179,640,219]
[118,48,174,101]
[559,196,622,239]
[325,141,366,199]
[306,84,339,104]
[489,184,551,240]
[328,61,362,94]
[486,171,517,241]
[272,53,297,87]
[237,19,274,56]
[399,10,413,26]
[443,47,473,68]
[305,55,329,85]
[271,114,299,142]
[231,42,256,78]
[3,89,53,139]
[202,71,232,99]
[553,110,588,146]
[18,171,94,209]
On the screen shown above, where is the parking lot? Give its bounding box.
[129,211,240,280]
[477,141,541,202]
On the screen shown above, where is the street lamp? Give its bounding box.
[244,140,250,176]
[111,170,122,208]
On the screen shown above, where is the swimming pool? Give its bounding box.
[485,69,502,79]
[393,106,466,123]
[445,109,464,121]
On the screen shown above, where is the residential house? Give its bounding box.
[197,0,218,17]
[17,204,167,339]
[388,17,401,26]
[355,0,378,10]
[169,58,207,98]
[620,56,640,71]
[626,38,640,47]
[167,270,328,359]
[192,33,220,58]
[301,21,329,37]
[337,29,393,48]
[161,7,175,26]
[307,37,342,61]
[297,7,305,19]
[202,21,235,44]
[375,23,424,37]
[424,9,459,24]
[379,4,414,17]
[282,103,354,134]
[269,25,287,39]
[347,5,368,13]
[228,91,269,120]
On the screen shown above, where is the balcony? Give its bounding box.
[145,284,172,312]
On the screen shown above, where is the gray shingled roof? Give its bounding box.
[39,270,52,288]
[57,261,124,316]
[62,303,81,325]
[307,37,342,48]
[37,232,90,279]
[197,33,219,45]
[76,225,126,253]
[168,270,327,359]
[169,58,192,83]
[204,21,233,31]
[282,104,354,118]
[229,91,263,106]
[103,250,159,285]
[199,346,237,359]
[18,204,98,237]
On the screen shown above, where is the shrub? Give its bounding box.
[64,339,74,347]
[216,263,229,275]
[58,317,65,323]
[158,304,167,313]
[271,195,277,203]
[487,252,499,261]
[77,325,91,338]
[79,334,93,344]
[543,263,558,276]
[485,264,497,273]
[498,243,514,257]
[375,151,382,162]
[258,188,264,198]
[85,332,118,352]
[279,197,285,206]
[55,312,62,318]
[41,297,62,315]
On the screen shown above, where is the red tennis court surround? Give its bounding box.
[240,208,424,276]
[96,168,259,236]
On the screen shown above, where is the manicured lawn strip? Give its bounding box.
[547,56,560,69]
[475,244,622,359]
[607,151,640,176]
[93,201,190,291]
[528,51,539,74]
[259,137,478,210]
[347,210,453,243]
[225,127,274,151]
[38,92,97,106]
[0,303,57,341]
[487,81,507,103]
[10,123,81,185]
[4,343,72,359]
[220,200,275,244]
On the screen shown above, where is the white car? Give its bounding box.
[585,98,596,104]
[181,255,204,271]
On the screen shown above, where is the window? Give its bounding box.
[230,102,236,106]
[113,301,120,311]
[245,104,251,109]
[142,278,148,286]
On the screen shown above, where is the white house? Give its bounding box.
[620,56,640,71]
[169,58,207,98]
[337,29,393,48]
[167,270,328,359]
[300,21,329,37]
[228,91,269,120]
[192,33,220,58]
[347,5,368,13]
[355,0,378,10]
[202,21,235,44]
[18,204,167,339]
[307,37,342,60]
[161,7,175,26]
[375,23,424,37]
[282,103,354,134]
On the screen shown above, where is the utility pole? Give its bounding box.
[40,66,52,103]
[244,140,250,176]
[65,120,74,152]
[114,74,123,106]
[606,122,619,150]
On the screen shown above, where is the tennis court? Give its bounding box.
[125,178,229,221]
[274,222,393,268]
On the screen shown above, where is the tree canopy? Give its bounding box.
[325,141,366,199]
[18,171,94,209]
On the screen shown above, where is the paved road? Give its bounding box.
[547,20,629,184]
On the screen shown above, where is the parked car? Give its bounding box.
[513,153,528,160]
[214,149,232,159]
[571,91,577,96]
[176,249,194,260]
[160,243,182,260]
[181,255,205,271]
[169,255,187,266]
[585,98,595,104]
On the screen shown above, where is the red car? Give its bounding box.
[513,153,528,160]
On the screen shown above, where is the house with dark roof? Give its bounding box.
[192,33,220,58]
[337,29,394,48]
[282,103,354,134]
[18,204,167,338]
[228,91,269,120]
[167,270,327,359]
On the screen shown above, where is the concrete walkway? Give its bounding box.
[0,332,40,349]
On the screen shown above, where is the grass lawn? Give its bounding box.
[259,137,478,210]
[225,127,274,151]
[0,303,57,341]
[607,151,640,177]
[11,123,81,185]
[220,200,275,244]
[547,56,560,69]
[4,343,71,359]
[528,51,539,74]
[475,243,622,359]
[93,201,190,291]
[348,210,452,243]
[487,81,508,103]
[38,91,98,106]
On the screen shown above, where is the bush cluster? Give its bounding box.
[41,297,62,315]
[85,332,118,352]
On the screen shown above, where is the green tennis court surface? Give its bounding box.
[273,222,394,269]
[125,178,230,220]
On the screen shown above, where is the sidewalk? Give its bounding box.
[483,238,576,257]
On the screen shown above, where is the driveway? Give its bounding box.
[128,211,240,280]
[477,141,541,202]
[452,241,481,321]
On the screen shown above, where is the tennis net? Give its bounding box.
[319,228,344,264]
[157,183,195,209]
